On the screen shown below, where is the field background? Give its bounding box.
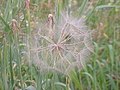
[0,0,120,90]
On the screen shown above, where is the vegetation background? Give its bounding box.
[0,0,120,90]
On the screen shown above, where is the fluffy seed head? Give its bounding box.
[26,13,94,74]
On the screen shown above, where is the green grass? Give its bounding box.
[0,0,120,90]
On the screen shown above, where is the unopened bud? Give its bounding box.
[25,0,30,9]
[11,19,18,33]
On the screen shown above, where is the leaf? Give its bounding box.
[106,74,116,90]
[54,82,66,87]
[82,72,93,82]
[78,0,88,15]
[96,5,120,10]
[0,15,11,32]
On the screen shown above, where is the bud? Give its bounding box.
[25,0,30,9]
[47,14,54,39]
[11,19,18,33]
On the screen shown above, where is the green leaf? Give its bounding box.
[96,5,120,10]
[0,15,11,32]
[78,0,88,15]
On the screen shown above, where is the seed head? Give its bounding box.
[27,13,94,74]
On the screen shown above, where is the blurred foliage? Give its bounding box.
[0,0,120,90]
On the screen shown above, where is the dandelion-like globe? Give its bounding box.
[27,13,94,74]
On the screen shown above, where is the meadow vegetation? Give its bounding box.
[0,0,120,90]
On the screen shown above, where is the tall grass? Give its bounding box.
[0,0,120,90]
